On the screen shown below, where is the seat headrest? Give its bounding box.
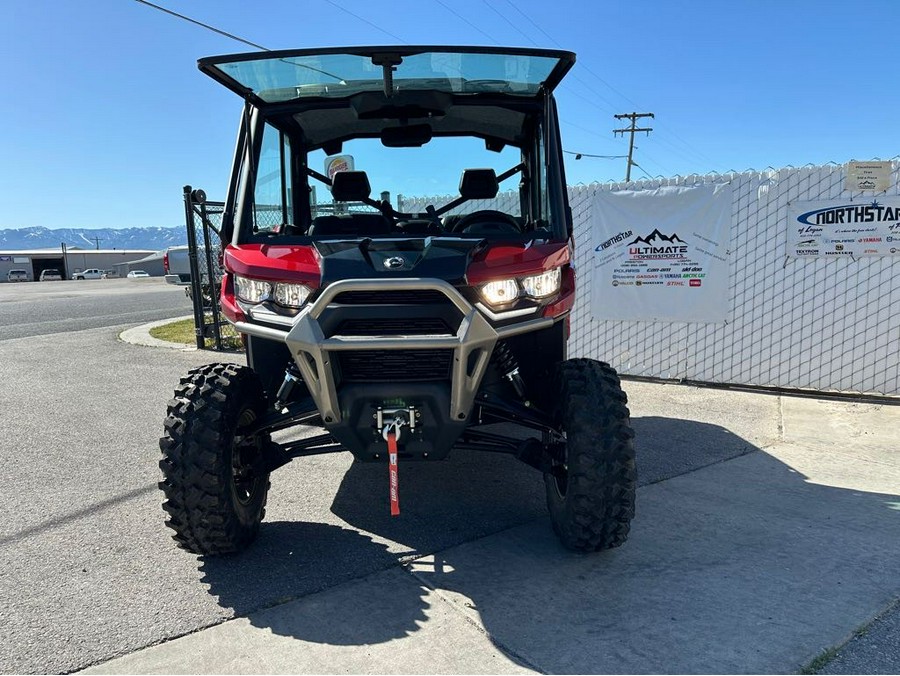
[331,171,371,202]
[459,169,499,200]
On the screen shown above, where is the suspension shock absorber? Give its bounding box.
[273,361,303,411]
[492,341,528,401]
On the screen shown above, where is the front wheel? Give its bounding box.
[159,363,271,555]
[545,359,636,552]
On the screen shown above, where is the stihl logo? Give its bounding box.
[689,279,702,287]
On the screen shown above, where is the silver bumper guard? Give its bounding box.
[233,278,553,425]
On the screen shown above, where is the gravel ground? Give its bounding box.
[818,599,900,675]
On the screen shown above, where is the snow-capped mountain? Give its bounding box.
[0,227,187,251]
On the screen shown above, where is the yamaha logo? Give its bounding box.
[384,256,405,269]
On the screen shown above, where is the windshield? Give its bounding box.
[310,138,521,214]
[241,120,560,243]
[202,47,573,104]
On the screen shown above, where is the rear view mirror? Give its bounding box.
[380,124,433,148]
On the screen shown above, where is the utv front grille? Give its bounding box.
[339,349,453,382]
[334,317,453,336]
[332,289,452,305]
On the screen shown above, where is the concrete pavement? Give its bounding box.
[81,386,900,674]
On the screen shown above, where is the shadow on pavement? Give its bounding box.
[198,416,900,673]
[199,522,429,646]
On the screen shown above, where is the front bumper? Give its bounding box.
[233,277,554,424]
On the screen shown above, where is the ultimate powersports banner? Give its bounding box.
[789,196,900,257]
[590,184,733,323]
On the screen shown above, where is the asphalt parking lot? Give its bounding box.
[0,279,897,674]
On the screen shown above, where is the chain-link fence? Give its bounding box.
[187,161,900,395]
[399,191,521,216]
[567,164,900,397]
[183,187,241,351]
[406,162,900,397]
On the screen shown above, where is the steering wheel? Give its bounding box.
[451,210,521,234]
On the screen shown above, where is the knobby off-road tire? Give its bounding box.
[159,363,271,555]
[545,358,636,552]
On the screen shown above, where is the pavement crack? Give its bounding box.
[778,395,785,442]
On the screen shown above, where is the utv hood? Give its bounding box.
[315,237,484,287]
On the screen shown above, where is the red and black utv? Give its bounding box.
[159,46,635,555]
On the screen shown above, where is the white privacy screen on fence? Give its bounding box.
[590,184,732,323]
[402,161,900,396]
[570,163,900,396]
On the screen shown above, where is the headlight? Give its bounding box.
[480,278,519,306]
[235,275,272,303]
[273,282,311,308]
[521,268,561,298]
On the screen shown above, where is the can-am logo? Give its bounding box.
[627,229,689,260]
[796,200,900,226]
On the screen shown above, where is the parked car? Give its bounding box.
[101,269,118,279]
[6,269,29,282]
[72,268,104,280]
[164,246,192,285]
[127,270,150,278]
[39,269,62,281]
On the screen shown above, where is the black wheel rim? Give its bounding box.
[231,408,263,505]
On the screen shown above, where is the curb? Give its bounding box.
[118,315,198,351]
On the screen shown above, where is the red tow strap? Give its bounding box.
[386,430,400,516]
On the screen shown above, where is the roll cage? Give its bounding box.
[201,47,575,244]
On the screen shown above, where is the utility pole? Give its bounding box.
[613,112,654,181]
[92,236,102,250]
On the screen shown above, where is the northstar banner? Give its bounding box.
[789,196,900,257]
[590,183,733,323]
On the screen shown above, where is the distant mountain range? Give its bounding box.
[0,226,187,251]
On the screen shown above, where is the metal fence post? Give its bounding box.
[183,185,205,349]
[199,200,224,351]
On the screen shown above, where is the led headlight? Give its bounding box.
[273,282,311,308]
[235,275,272,303]
[521,267,561,298]
[480,278,519,306]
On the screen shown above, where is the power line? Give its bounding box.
[563,150,627,160]
[134,0,657,176]
[482,1,539,46]
[133,0,269,50]
[630,161,656,181]
[501,0,563,47]
[433,0,498,44]
[321,0,406,43]
[498,0,724,172]
[613,112,655,182]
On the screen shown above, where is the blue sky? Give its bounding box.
[1,0,898,230]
